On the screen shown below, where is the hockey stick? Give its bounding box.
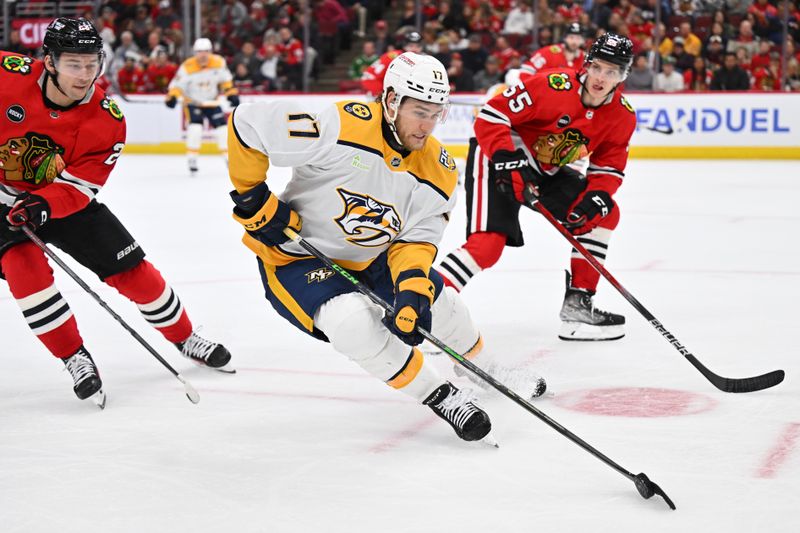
[283,227,676,510]
[19,226,201,404]
[643,126,674,135]
[522,188,784,393]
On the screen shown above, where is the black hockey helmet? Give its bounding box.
[586,33,634,77]
[566,22,584,37]
[404,30,423,45]
[43,17,103,56]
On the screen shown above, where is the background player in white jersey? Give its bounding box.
[227,53,543,443]
[166,38,239,175]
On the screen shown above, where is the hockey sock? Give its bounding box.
[569,226,613,291]
[1,242,82,357]
[104,260,193,343]
[438,231,506,291]
[214,125,228,158]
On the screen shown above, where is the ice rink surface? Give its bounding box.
[1,155,798,532]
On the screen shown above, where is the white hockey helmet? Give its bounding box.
[383,52,450,107]
[193,37,213,52]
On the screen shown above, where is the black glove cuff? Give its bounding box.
[230,182,270,217]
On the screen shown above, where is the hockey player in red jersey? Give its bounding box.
[437,33,636,341]
[0,18,233,406]
[360,30,424,98]
[521,22,586,76]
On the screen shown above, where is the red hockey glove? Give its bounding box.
[5,193,51,230]
[565,190,614,235]
[490,149,540,203]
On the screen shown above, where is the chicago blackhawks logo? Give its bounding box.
[0,132,65,184]
[2,55,33,75]
[547,73,572,91]
[620,96,635,114]
[335,188,402,247]
[532,128,590,166]
[101,97,124,121]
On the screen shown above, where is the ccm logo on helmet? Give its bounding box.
[494,160,530,170]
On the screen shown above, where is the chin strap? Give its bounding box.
[381,93,406,149]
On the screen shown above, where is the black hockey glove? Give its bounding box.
[491,148,540,203]
[165,96,178,108]
[5,193,51,230]
[565,190,614,235]
[227,94,240,107]
[537,168,586,221]
[231,182,302,247]
[383,270,434,346]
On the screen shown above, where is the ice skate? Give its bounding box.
[559,272,625,341]
[455,360,547,400]
[424,382,494,444]
[176,331,235,373]
[63,346,105,408]
[188,155,198,176]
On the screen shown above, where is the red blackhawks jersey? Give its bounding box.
[475,68,636,197]
[0,51,126,218]
[521,44,586,76]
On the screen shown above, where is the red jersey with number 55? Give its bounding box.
[474,68,636,197]
[0,51,126,218]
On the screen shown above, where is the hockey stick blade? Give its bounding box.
[686,355,785,393]
[179,376,201,404]
[634,473,676,510]
[644,126,674,135]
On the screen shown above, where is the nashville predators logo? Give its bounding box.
[547,73,572,91]
[2,55,33,75]
[532,128,590,166]
[0,132,65,184]
[343,102,372,121]
[101,97,124,121]
[306,267,334,284]
[335,188,402,247]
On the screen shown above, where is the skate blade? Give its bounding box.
[90,389,106,410]
[558,322,625,341]
[188,359,237,374]
[480,432,499,448]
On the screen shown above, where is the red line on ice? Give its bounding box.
[368,417,440,454]
[756,422,800,479]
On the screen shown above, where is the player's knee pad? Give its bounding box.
[186,124,203,151]
[0,241,53,295]
[431,286,482,358]
[463,231,506,269]
[214,125,227,151]
[314,293,413,376]
[597,203,620,230]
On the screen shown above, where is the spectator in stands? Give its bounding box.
[677,21,702,57]
[145,46,178,93]
[748,0,779,40]
[735,46,753,75]
[656,22,673,57]
[460,33,489,76]
[117,51,147,94]
[5,30,34,56]
[142,30,165,64]
[626,53,655,91]
[313,0,353,51]
[232,61,261,93]
[372,20,393,55]
[399,0,421,29]
[787,58,800,92]
[434,36,454,68]
[221,0,248,29]
[725,0,751,16]
[684,56,712,91]
[671,38,695,72]
[558,0,584,22]
[704,35,726,68]
[672,0,700,17]
[503,0,535,36]
[155,1,180,31]
[710,51,751,90]
[131,4,154,49]
[434,0,466,33]
[654,56,685,92]
[113,30,141,69]
[259,44,281,91]
[234,42,264,80]
[277,26,304,90]
[589,0,612,30]
[473,55,502,91]
[751,40,773,71]
[492,36,518,71]
[348,41,379,80]
[727,19,759,58]
[753,51,782,91]
[446,28,469,51]
[448,52,475,92]
[707,20,729,48]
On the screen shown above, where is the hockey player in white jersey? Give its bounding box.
[228,53,544,443]
[166,38,239,174]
